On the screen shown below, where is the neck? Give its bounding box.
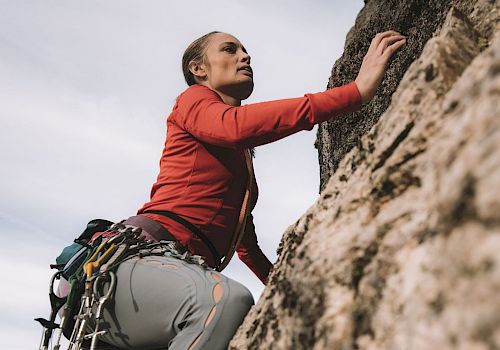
[200,83,241,106]
[217,92,241,107]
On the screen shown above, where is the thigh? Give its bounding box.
[168,264,255,350]
[98,255,197,350]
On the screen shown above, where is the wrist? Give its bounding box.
[354,78,367,105]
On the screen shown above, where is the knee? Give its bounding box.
[226,280,254,310]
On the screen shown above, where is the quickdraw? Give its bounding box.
[36,221,201,350]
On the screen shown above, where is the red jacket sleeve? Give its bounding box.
[236,213,273,285]
[172,82,362,149]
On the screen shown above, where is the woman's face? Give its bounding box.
[196,33,254,100]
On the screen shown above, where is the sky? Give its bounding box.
[0,1,364,348]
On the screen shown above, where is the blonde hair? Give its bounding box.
[182,31,221,86]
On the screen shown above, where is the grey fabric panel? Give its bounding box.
[96,255,254,350]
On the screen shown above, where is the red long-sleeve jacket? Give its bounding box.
[138,82,362,284]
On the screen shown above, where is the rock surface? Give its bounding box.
[229,1,500,349]
[315,0,497,193]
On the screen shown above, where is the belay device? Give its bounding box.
[35,219,197,350]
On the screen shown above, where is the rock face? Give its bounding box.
[229,1,500,349]
[315,0,497,193]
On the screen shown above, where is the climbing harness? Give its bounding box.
[36,219,212,350]
[144,209,222,269]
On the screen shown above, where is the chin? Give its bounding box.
[219,79,254,101]
[235,80,254,100]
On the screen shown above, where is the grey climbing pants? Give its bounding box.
[95,254,255,350]
[57,214,255,350]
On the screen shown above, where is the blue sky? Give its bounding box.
[0,1,363,348]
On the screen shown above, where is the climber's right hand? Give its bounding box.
[354,30,406,105]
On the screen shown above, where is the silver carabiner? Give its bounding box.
[89,272,117,350]
[92,271,117,303]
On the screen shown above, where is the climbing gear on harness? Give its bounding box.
[36,219,112,350]
[87,272,116,349]
[35,270,67,350]
[36,220,175,349]
[163,239,210,268]
[36,216,215,350]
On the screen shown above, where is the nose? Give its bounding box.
[241,50,251,64]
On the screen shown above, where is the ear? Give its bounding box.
[189,60,207,82]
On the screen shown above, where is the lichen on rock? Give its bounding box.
[229,1,500,349]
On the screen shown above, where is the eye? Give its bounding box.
[224,46,235,53]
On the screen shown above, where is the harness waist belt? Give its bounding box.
[142,210,221,270]
[123,214,178,242]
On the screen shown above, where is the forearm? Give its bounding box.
[238,248,273,285]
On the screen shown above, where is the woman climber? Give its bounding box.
[55,30,405,350]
